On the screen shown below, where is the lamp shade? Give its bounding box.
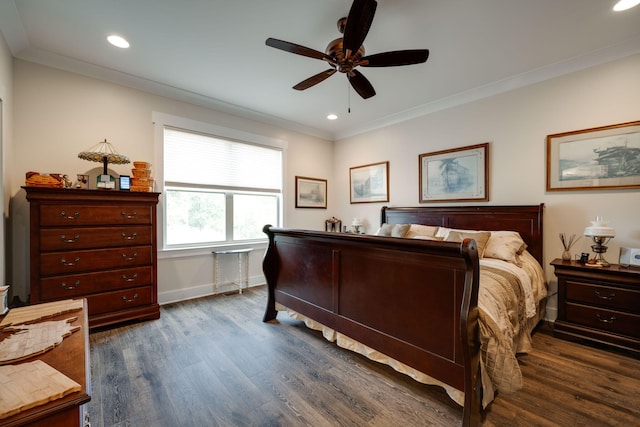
[78,139,130,175]
[584,216,616,237]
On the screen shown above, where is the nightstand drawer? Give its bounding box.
[565,280,640,313]
[565,302,640,338]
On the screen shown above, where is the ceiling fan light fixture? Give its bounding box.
[265,0,428,100]
[327,114,338,120]
[613,0,640,11]
[107,34,130,48]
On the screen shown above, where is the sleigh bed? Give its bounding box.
[262,204,546,426]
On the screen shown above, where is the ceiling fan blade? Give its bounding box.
[266,38,332,62]
[348,69,376,99]
[359,49,429,67]
[343,0,377,57]
[293,69,337,90]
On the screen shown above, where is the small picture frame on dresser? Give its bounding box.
[119,175,131,191]
[76,174,89,189]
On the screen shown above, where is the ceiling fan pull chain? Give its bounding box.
[348,81,351,114]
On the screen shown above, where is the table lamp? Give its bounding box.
[351,218,363,234]
[584,216,616,266]
[78,139,130,189]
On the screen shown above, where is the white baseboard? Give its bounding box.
[545,306,558,322]
[158,275,265,305]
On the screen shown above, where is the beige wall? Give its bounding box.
[6,53,640,319]
[11,59,334,303]
[333,54,640,319]
[0,32,13,288]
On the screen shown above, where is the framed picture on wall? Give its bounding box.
[546,120,640,191]
[419,143,489,203]
[418,142,489,203]
[295,176,327,208]
[350,161,389,204]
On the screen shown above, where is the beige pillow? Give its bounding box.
[435,226,452,239]
[483,231,528,265]
[404,224,439,238]
[445,230,492,258]
[412,235,444,241]
[375,223,410,238]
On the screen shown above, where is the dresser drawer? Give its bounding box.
[40,204,152,226]
[565,302,640,338]
[40,226,152,251]
[40,245,152,275]
[87,285,153,316]
[565,280,640,313]
[39,266,153,299]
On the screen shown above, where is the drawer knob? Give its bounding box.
[121,252,138,261]
[121,211,138,219]
[59,211,80,220]
[60,234,80,243]
[60,257,81,267]
[594,289,616,300]
[122,293,139,303]
[121,273,138,282]
[60,280,80,290]
[595,313,616,324]
[121,232,138,240]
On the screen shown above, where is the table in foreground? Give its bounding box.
[0,299,90,427]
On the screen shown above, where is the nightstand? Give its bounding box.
[551,259,640,355]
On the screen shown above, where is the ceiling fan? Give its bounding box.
[265,0,429,99]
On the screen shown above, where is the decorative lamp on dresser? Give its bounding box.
[24,187,161,329]
[551,259,640,356]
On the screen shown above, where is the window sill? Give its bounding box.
[159,242,266,260]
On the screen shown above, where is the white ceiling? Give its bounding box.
[1,0,639,140]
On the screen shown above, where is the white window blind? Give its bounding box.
[164,127,282,191]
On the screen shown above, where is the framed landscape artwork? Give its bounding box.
[546,120,640,191]
[419,143,489,203]
[350,161,389,204]
[295,176,327,208]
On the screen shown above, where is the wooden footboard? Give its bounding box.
[262,226,483,426]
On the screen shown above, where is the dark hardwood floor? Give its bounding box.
[88,286,640,427]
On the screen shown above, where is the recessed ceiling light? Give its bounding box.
[613,0,640,11]
[327,114,338,120]
[107,35,130,48]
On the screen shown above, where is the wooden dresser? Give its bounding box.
[24,187,161,329]
[551,259,640,355]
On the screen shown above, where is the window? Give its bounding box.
[161,124,283,248]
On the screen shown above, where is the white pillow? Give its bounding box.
[435,227,477,240]
[412,235,443,241]
[375,223,410,238]
[483,231,528,265]
[404,224,439,238]
[435,226,452,239]
[445,230,492,258]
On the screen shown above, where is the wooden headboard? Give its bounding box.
[381,204,545,265]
